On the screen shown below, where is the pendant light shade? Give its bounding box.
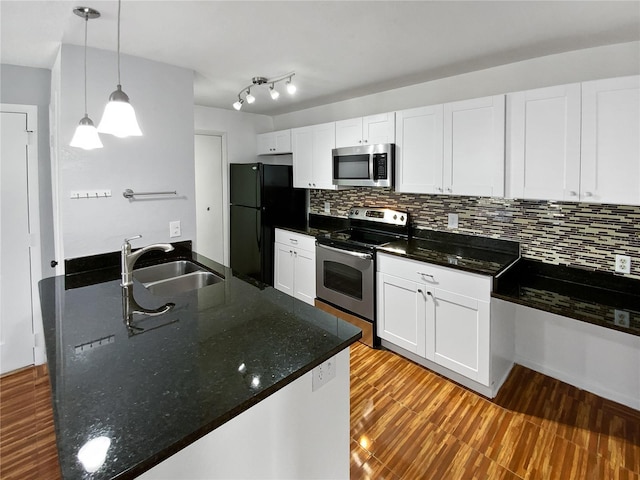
[71,115,103,149]
[98,85,142,137]
[70,7,102,150]
[98,0,142,138]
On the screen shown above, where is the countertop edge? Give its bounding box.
[115,334,360,480]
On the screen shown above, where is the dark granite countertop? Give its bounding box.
[276,213,349,237]
[40,248,361,479]
[376,229,521,278]
[492,258,640,337]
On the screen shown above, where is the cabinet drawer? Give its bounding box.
[275,229,316,252]
[377,252,491,300]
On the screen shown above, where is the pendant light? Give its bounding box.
[98,0,142,138]
[70,7,103,150]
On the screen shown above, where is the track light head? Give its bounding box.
[269,84,280,100]
[286,77,297,95]
[245,89,256,104]
[233,97,244,110]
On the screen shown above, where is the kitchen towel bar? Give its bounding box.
[123,188,177,199]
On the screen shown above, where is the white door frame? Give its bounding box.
[195,130,229,266]
[0,103,45,366]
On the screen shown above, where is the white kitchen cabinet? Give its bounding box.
[292,122,337,190]
[257,129,292,155]
[507,84,581,201]
[335,113,395,148]
[274,229,316,305]
[581,75,640,205]
[394,95,504,197]
[395,105,444,194]
[377,253,496,390]
[377,272,427,356]
[444,95,506,197]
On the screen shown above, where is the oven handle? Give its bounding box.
[317,243,373,260]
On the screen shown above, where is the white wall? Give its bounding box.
[52,45,195,261]
[273,41,640,129]
[514,305,640,410]
[0,64,55,278]
[194,105,272,164]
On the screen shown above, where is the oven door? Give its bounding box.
[316,243,375,321]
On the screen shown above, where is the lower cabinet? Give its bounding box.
[377,252,507,395]
[274,229,316,306]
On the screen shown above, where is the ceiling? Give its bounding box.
[1,1,639,116]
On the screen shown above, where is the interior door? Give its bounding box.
[195,134,224,264]
[1,110,35,374]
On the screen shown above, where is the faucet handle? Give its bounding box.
[124,235,142,244]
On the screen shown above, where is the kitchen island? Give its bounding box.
[39,249,361,479]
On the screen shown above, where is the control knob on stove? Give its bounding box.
[401,216,404,221]
[355,210,359,215]
[393,214,397,220]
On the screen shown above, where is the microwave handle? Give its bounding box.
[317,243,373,260]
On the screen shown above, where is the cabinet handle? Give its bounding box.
[584,191,593,197]
[289,250,293,254]
[427,291,433,296]
[308,183,312,187]
[437,187,443,192]
[417,271,434,279]
[417,288,424,295]
[569,191,577,196]
[290,239,298,244]
[358,140,362,143]
[446,187,452,193]
[364,139,368,143]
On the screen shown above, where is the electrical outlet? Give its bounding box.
[312,357,336,391]
[324,201,330,214]
[615,254,631,274]
[447,213,458,229]
[169,221,181,238]
[614,309,630,328]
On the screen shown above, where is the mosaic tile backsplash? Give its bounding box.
[310,189,640,280]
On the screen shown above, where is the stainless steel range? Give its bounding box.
[315,207,409,347]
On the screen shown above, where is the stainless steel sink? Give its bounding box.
[145,271,223,296]
[133,260,224,295]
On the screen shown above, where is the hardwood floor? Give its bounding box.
[0,365,60,480]
[1,344,638,479]
[349,342,640,480]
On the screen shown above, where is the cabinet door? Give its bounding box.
[335,117,363,148]
[426,288,490,385]
[364,113,395,145]
[581,75,640,205]
[311,122,337,190]
[377,272,426,356]
[292,127,314,188]
[444,95,505,197]
[507,84,581,201]
[293,248,316,306]
[274,130,292,154]
[395,105,444,194]
[257,132,275,155]
[274,242,295,296]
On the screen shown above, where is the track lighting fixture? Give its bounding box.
[232,73,296,110]
[70,7,103,150]
[98,0,142,138]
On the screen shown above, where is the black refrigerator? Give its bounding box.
[230,163,306,286]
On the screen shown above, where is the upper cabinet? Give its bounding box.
[395,95,505,196]
[507,84,581,201]
[292,122,337,190]
[395,105,444,194]
[257,129,292,155]
[506,75,639,205]
[581,76,640,206]
[335,113,395,148]
[444,95,505,197]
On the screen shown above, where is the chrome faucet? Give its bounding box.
[121,235,175,287]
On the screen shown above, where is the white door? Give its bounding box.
[292,126,314,188]
[335,117,363,148]
[195,134,225,265]
[581,75,640,205]
[444,95,505,197]
[310,122,337,190]
[507,84,581,201]
[377,272,426,356]
[293,248,315,305]
[1,107,41,374]
[395,105,444,194]
[363,113,395,145]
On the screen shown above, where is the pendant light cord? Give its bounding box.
[117,0,121,85]
[83,14,88,116]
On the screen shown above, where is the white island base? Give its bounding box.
[139,348,350,479]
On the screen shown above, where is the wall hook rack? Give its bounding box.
[123,188,177,199]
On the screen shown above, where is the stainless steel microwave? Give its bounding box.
[332,143,394,188]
